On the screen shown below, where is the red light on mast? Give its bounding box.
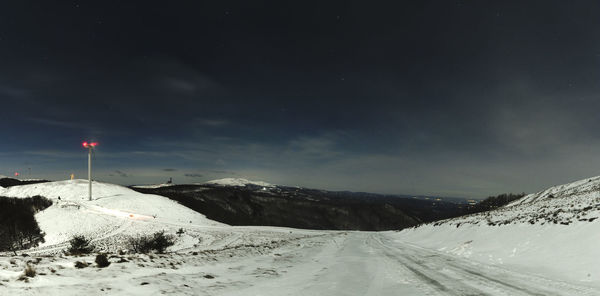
[82,142,98,148]
[14,172,19,177]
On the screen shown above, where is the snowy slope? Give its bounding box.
[1,178,600,294]
[395,175,600,286]
[204,177,274,187]
[0,179,224,249]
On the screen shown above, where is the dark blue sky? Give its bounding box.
[1,1,599,198]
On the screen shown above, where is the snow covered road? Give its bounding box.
[372,235,598,296]
[220,232,600,296]
[2,230,600,295]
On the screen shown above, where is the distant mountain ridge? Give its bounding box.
[204,177,275,187]
[131,179,470,231]
[0,178,50,188]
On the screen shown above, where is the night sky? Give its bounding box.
[1,1,599,198]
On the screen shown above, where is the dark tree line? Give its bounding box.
[467,193,526,214]
[0,178,49,188]
[0,195,52,254]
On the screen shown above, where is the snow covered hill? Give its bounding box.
[0,179,223,250]
[394,175,600,286]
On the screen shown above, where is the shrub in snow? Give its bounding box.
[128,235,154,254]
[176,228,185,236]
[23,263,36,278]
[74,261,89,269]
[152,231,175,253]
[68,235,94,255]
[95,254,110,268]
[128,231,175,254]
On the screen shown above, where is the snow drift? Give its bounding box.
[394,175,600,286]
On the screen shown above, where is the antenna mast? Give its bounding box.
[82,141,98,201]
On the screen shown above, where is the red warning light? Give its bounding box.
[14,172,19,177]
[82,142,98,148]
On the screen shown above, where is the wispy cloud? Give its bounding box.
[184,173,203,178]
[23,150,82,159]
[195,118,230,127]
[109,170,130,178]
[0,85,30,98]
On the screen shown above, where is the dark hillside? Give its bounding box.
[132,184,466,231]
[0,178,50,188]
[466,193,526,214]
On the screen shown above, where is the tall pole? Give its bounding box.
[82,141,97,201]
[88,146,92,201]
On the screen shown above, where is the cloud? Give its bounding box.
[23,150,82,159]
[0,85,30,98]
[164,78,198,93]
[113,170,129,178]
[162,168,177,172]
[210,170,237,175]
[27,118,80,129]
[150,58,220,95]
[195,118,230,127]
[184,173,203,178]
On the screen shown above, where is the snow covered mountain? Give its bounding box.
[204,177,275,188]
[394,175,600,286]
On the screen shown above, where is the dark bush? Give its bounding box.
[128,235,154,254]
[95,254,110,268]
[74,261,89,269]
[68,235,94,255]
[24,263,36,277]
[152,231,175,253]
[128,231,175,254]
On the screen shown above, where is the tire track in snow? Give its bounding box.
[371,235,488,296]
[375,234,599,296]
